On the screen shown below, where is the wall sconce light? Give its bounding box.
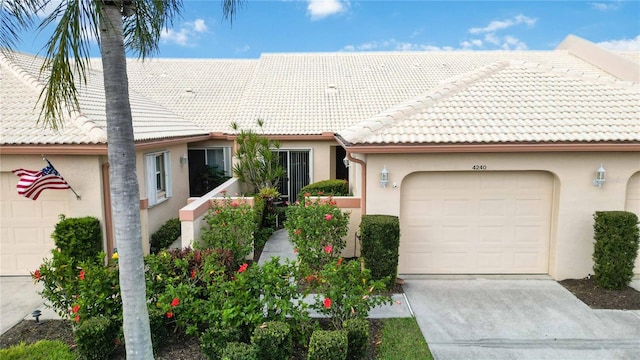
[593,164,606,187]
[343,156,350,168]
[380,166,389,188]
[180,154,188,166]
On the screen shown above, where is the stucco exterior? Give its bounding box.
[351,151,640,280]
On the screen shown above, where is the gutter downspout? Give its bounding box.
[102,162,114,259]
[346,152,366,216]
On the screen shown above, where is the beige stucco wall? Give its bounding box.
[354,151,640,280]
[137,143,191,253]
[277,140,337,183]
[0,154,107,249]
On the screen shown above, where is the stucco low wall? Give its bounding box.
[358,151,640,280]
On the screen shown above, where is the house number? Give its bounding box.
[472,165,487,170]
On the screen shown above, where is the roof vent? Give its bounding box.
[325,84,338,94]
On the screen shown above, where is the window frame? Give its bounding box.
[145,151,172,207]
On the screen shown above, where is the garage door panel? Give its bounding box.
[400,171,553,274]
[1,172,66,275]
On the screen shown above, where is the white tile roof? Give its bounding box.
[2,43,638,147]
[1,52,208,145]
[338,60,640,145]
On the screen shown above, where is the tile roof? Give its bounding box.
[1,52,207,145]
[338,60,640,145]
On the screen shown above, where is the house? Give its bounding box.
[1,35,638,279]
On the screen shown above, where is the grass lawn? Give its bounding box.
[377,318,434,360]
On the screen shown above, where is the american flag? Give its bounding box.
[12,160,71,200]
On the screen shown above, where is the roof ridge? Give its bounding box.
[509,59,639,89]
[0,52,108,143]
[339,61,510,144]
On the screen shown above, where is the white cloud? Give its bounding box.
[591,2,620,11]
[501,35,528,50]
[161,18,209,47]
[307,0,348,20]
[341,39,453,52]
[597,35,640,51]
[235,44,251,53]
[468,14,537,34]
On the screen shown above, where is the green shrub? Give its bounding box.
[150,218,181,254]
[285,196,349,271]
[592,211,640,289]
[0,340,76,360]
[298,179,349,202]
[252,321,291,360]
[343,319,369,360]
[360,215,400,289]
[221,342,258,360]
[200,327,240,360]
[51,215,102,263]
[74,316,119,360]
[307,330,348,360]
[198,195,256,267]
[148,306,169,352]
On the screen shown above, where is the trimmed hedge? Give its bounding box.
[592,211,639,289]
[307,330,348,360]
[0,340,76,360]
[222,342,258,360]
[252,321,291,360]
[148,306,169,352]
[150,218,181,254]
[360,215,400,289]
[343,319,369,360]
[74,316,119,360]
[298,179,349,202]
[52,215,102,263]
[200,327,240,360]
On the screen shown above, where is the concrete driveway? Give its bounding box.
[403,279,640,360]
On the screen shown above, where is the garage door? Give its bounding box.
[625,172,640,274]
[399,171,553,274]
[0,172,68,275]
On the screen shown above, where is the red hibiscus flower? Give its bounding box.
[72,304,80,314]
[78,270,85,280]
[75,315,80,323]
[238,263,248,273]
[170,298,180,307]
[323,297,332,309]
[231,202,239,207]
[325,214,333,221]
[337,258,343,266]
[33,269,41,280]
[191,269,197,279]
[295,228,302,235]
[166,312,173,319]
[324,245,333,254]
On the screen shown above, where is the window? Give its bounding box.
[188,147,232,196]
[145,151,171,206]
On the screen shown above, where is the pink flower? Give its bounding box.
[72,304,80,314]
[220,189,227,194]
[78,270,85,280]
[337,258,343,266]
[324,245,333,254]
[325,214,333,221]
[238,263,248,273]
[231,202,239,207]
[166,312,173,319]
[75,315,80,323]
[293,248,298,254]
[170,298,180,307]
[323,297,332,309]
[295,228,302,235]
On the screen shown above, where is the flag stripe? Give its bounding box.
[11,162,70,201]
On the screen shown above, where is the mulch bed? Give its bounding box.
[558,277,640,310]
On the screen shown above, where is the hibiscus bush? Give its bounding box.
[310,258,391,330]
[285,195,349,271]
[199,194,256,267]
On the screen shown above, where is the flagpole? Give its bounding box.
[42,155,82,200]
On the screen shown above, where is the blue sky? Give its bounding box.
[18,1,640,58]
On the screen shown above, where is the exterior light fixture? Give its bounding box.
[380,166,389,188]
[593,164,606,187]
[180,154,188,166]
[343,156,350,168]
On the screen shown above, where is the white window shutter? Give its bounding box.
[145,154,157,206]
[164,151,172,198]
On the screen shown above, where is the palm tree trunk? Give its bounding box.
[100,4,153,359]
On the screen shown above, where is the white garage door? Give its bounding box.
[399,171,553,274]
[1,172,68,275]
[625,172,640,274]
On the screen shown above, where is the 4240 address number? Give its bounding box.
[472,165,487,170]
